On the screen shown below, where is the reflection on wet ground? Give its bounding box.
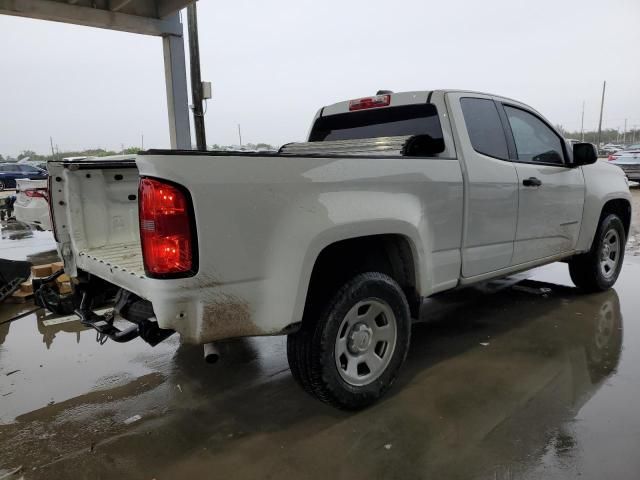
[1,258,640,479]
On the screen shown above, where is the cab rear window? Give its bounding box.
[309,103,443,143]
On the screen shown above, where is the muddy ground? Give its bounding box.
[0,190,639,479]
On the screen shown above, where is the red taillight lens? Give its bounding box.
[348,94,391,111]
[25,189,47,199]
[139,177,196,277]
[607,154,615,161]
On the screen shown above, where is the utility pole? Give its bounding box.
[141,133,144,150]
[238,124,243,147]
[623,118,627,144]
[597,80,606,149]
[50,136,56,159]
[187,2,206,150]
[580,101,585,142]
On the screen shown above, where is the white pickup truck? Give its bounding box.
[46,90,632,409]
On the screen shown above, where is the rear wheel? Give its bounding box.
[569,214,625,292]
[0,180,5,191]
[287,272,411,410]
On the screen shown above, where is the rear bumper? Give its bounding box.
[73,258,272,344]
[146,277,271,344]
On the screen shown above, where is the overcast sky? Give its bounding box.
[1,0,639,156]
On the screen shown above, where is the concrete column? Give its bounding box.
[162,13,192,150]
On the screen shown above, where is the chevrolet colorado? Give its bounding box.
[46,90,632,409]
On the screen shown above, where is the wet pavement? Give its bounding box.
[1,193,640,480]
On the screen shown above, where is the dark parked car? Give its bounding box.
[0,163,48,191]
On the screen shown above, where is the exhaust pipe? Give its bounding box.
[203,342,221,364]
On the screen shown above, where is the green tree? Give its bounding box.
[121,147,141,154]
[18,150,39,161]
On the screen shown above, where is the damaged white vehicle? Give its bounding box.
[46,90,632,409]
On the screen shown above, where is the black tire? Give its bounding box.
[0,180,4,192]
[287,272,411,410]
[569,213,626,292]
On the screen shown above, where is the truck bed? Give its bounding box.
[77,242,145,277]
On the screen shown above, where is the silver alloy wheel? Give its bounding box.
[599,228,620,279]
[334,298,398,386]
[595,299,615,350]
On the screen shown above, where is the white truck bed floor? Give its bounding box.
[78,242,145,277]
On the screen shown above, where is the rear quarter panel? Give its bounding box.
[136,153,464,342]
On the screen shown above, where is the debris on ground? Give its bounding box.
[0,258,31,303]
[0,465,22,480]
[480,342,490,347]
[512,285,552,295]
[123,414,142,425]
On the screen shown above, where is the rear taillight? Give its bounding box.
[138,177,197,277]
[608,154,615,161]
[25,189,47,199]
[348,94,391,111]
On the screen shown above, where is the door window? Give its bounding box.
[460,97,509,160]
[504,106,565,164]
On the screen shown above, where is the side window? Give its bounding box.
[19,165,38,173]
[503,106,565,164]
[460,97,509,160]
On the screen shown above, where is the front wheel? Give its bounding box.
[287,272,411,410]
[0,180,5,191]
[569,213,626,292]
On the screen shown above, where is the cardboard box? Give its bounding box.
[20,281,33,294]
[58,282,73,295]
[50,262,64,273]
[8,290,33,303]
[31,264,52,278]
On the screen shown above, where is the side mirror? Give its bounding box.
[573,142,598,166]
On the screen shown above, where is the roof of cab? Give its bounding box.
[320,89,534,117]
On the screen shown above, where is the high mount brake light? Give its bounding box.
[139,177,196,277]
[348,94,391,111]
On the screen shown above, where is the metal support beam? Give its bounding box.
[108,0,133,12]
[0,0,182,36]
[187,2,206,150]
[162,13,191,149]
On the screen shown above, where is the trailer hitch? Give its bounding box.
[76,291,140,343]
[76,289,174,346]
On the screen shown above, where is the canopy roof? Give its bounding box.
[0,0,194,36]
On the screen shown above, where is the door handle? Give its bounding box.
[523,177,542,187]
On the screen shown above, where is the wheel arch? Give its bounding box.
[601,198,632,238]
[298,230,425,323]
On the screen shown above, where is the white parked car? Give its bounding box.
[14,178,51,230]
[611,152,640,181]
[47,90,632,409]
[608,143,640,161]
